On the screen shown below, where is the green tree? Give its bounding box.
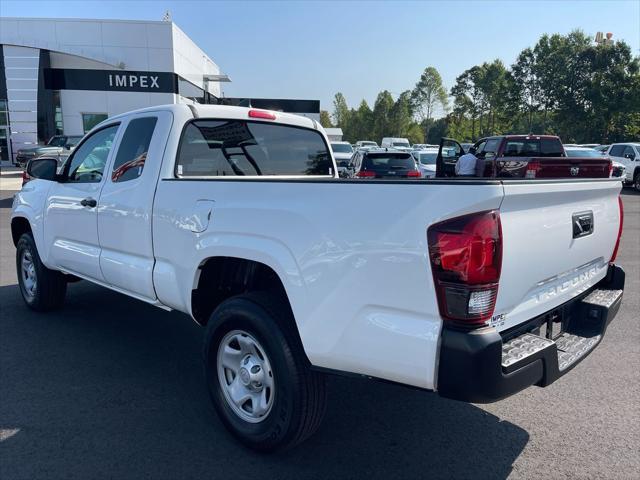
[511,47,541,132]
[349,100,374,141]
[389,90,414,138]
[319,110,333,128]
[411,67,449,139]
[372,90,395,142]
[332,92,350,128]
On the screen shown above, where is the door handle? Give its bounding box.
[80,197,97,208]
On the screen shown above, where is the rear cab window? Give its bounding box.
[502,137,564,157]
[175,120,332,177]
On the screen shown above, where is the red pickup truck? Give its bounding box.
[437,135,612,178]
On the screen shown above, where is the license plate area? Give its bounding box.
[537,307,566,340]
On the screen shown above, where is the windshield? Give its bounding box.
[331,143,353,153]
[565,148,603,158]
[47,136,66,147]
[419,152,437,165]
[392,141,410,148]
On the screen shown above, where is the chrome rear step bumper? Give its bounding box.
[438,264,625,403]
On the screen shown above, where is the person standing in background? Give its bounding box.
[455,146,478,176]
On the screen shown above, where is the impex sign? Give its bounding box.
[44,68,178,93]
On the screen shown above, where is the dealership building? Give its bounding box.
[0,16,321,166]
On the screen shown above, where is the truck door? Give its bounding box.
[97,111,172,300]
[43,124,120,281]
[436,138,464,177]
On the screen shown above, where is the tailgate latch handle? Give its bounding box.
[572,211,594,239]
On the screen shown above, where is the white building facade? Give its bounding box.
[0,17,223,165]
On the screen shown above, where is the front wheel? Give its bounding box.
[16,233,67,311]
[203,293,326,452]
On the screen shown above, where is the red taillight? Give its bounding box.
[356,170,376,178]
[248,109,276,120]
[525,160,541,179]
[427,210,502,327]
[610,195,623,263]
[407,170,421,177]
[607,159,613,177]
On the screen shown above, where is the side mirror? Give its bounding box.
[624,153,635,160]
[27,157,59,181]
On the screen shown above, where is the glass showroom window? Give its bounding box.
[53,91,63,135]
[0,100,8,126]
[82,113,108,133]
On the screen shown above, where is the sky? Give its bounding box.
[1,0,639,113]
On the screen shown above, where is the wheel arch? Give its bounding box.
[11,216,33,247]
[190,255,309,361]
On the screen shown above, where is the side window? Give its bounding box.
[609,145,625,157]
[176,120,331,177]
[474,140,486,154]
[111,117,158,182]
[482,139,501,158]
[66,125,119,183]
[623,146,636,160]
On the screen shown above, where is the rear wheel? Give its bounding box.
[16,233,67,311]
[634,171,640,192]
[203,292,326,452]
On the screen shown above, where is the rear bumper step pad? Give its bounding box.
[437,264,625,404]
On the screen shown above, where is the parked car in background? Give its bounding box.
[438,135,612,179]
[461,142,474,153]
[381,137,412,151]
[595,145,610,154]
[348,149,421,178]
[412,143,438,150]
[564,146,606,157]
[15,135,82,168]
[411,148,438,178]
[355,140,378,150]
[564,146,625,180]
[580,143,600,148]
[606,143,640,190]
[330,141,354,176]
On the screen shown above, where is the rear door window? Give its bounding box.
[111,117,158,182]
[176,120,332,177]
[623,146,636,160]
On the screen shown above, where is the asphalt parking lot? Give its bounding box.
[0,185,638,480]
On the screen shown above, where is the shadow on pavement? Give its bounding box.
[0,282,529,480]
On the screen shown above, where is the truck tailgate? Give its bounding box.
[535,156,611,178]
[493,180,621,332]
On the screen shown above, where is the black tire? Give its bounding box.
[203,292,326,452]
[16,233,67,311]
[634,171,640,192]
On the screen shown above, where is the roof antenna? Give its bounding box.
[162,11,172,22]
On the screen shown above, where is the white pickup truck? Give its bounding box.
[11,104,625,452]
